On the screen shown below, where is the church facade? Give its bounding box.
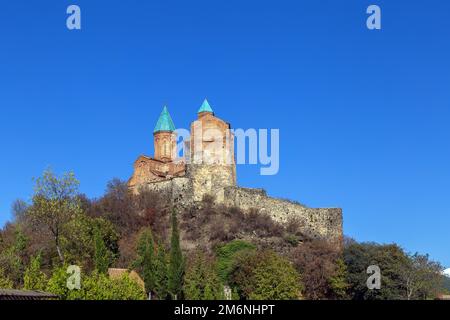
[128,100,343,242]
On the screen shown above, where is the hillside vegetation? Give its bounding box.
[0,169,447,300]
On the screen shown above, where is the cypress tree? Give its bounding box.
[94,228,110,274]
[154,242,169,299]
[135,228,156,295]
[168,209,184,300]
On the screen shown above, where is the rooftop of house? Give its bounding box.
[0,289,58,300]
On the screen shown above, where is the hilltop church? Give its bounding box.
[128,100,342,242]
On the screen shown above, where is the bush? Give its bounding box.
[46,266,146,300]
[184,251,224,300]
[0,267,13,289]
[242,209,284,237]
[229,250,302,300]
[23,255,48,291]
[290,240,347,300]
[70,271,146,300]
[215,240,256,283]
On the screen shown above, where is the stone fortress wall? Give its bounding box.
[135,164,342,242]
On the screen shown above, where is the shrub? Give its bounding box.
[23,254,48,291]
[46,267,146,300]
[0,267,13,289]
[184,251,224,300]
[215,240,256,283]
[229,250,302,300]
[290,240,346,300]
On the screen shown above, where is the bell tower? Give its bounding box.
[153,106,176,163]
[188,99,236,202]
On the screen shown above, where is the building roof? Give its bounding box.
[154,106,176,133]
[0,289,58,300]
[198,99,214,114]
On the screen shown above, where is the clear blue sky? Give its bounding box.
[1,1,449,267]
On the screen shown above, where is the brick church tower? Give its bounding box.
[153,106,177,162]
[127,106,185,189]
[187,99,236,202]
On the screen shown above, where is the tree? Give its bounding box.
[290,240,348,299]
[0,267,13,289]
[88,179,137,236]
[215,240,256,283]
[0,227,27,286]
[230,250,302,300]
[46,265,72,299]
[168,210,184,300]
[328,258,349,299]
[62,215,118,271]
[154,242,169,299]
[401,253,443,300]
[442,275,450,294]
[344,242,411,300]
[11,199,28,222]
[133,228,156,295]
[29,169,82,263]
[94,228,111,274]
[184,251,224,300]
[23,254,48,291]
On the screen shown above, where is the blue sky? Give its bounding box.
[0,1,449,266]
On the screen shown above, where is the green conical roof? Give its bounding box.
[198,99,214,114]
[154,106,176,133]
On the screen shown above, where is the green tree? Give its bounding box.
[29,169,82,263]
[94,228,110,274]
[215,240,256,283]
[168,210,184,300]
[0,227,27,286]
[184,251,224,300]
[442,276,450,294]
[46,265,72,299]
[133,228,156,295]
[401,253,443,300]
[344,242,413,300]
[62,215,118,270]
[328,258,349,299]
[0,267,13,289]
[230,250,302,300]
[23,254,48,291]
[154,242,169,299]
